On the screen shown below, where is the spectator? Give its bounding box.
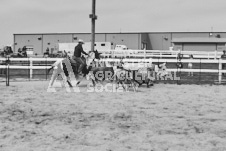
[43,47,50,57]
[177,52,183,61]
[221,50,226,76]
[176,52,183,69]
[17,48,23,57]
[22,46,27,57]
[3,46,13,56]
[188,54,193,76]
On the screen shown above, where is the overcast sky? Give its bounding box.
[1,0,226,45]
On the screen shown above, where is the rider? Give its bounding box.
[72,39,89,74]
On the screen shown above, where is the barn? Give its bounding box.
[13,32,226,55]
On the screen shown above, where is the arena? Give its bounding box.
[0,80,226,151]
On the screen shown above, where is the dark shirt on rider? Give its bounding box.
[74,44,88,57]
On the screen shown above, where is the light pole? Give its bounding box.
[89,0,97,52]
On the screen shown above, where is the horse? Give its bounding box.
[48,50,101,88]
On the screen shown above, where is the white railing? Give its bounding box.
[1,57,226,83]
[99,49,223,59]
[0,58,62,79]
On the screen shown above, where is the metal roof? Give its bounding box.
[13,32,226,36]
[172,37,226,43]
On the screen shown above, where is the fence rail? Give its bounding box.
[1,57,226,84]
[98,49,223,59]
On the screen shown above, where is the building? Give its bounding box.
[13,32,226,55]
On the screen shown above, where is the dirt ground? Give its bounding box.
[0,80,226,151]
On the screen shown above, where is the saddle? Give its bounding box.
[67,56,87,75]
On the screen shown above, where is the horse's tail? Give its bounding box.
[48,66,54,73]
[48,59,62,73]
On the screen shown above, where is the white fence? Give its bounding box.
[1,57,226,83]
[99,49,223,59]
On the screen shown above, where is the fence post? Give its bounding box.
[144,49,146,59]
[6,56,10,86]
[218,59,222,84]
[46,57,47,80]
[30,58,33,79]
[112,50,114,58]
[199,58,202,83]
[214,50,217,60]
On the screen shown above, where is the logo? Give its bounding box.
[47,59,180,93]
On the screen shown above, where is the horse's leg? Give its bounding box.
[57,74,64,87]
[76,75,82,86]
[66,76,73,87]
[115,75,120,90]
[110,75,115,91]
[110,74,114,83]
[47,70,60,92]
[67,81,73,88]
[125,81,132,92]
[146,78,150,88]
[124,82,129,91]
[74,73,79,86]
[134,79,142,87]
[133,72,142,86]
[70,72,79,86]
[60,73,72,92]
[119,80,126,90]
[124,82,130,92]
[48,69,58,87]
[150,80,154,86]
[131,80,137,92]
[74,74,85,86]
[114,75,119,90]
[60,73,67,87]
[116,80,121,90]
[79,72,89,84]
[92,79,96,87]
[65,74,73,87]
